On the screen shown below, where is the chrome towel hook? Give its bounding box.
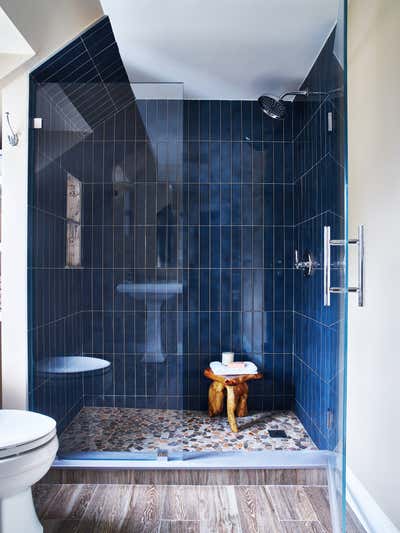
[5,112,19,146]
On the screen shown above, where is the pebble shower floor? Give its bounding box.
[59,408,316,454]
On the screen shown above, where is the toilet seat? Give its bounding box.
[0,410,57,460]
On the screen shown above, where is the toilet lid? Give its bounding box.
[0,410,56,451]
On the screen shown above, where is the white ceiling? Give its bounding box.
[0,6,33,55]
[0,6,34,80]
[100,0,338,100]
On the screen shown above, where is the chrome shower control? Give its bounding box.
[294,250,318,277]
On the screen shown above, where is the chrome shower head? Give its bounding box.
[258,95,287,120]
[258,89,310,120]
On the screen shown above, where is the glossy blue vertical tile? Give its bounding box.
[292,28,345,450]
[30,34,299,419]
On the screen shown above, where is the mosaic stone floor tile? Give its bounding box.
[59,408,317,453]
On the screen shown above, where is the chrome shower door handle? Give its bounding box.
[324,226,331,306]
[323,225,365,307]
[357,224,365,306]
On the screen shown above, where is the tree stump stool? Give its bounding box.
[204,368,263,433]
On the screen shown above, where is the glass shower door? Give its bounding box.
[293,1,349,529]
[326,2,349,531]
[29,78,185,460]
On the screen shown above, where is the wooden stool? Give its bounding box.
[204,368,263,433]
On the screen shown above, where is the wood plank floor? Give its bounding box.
[42,467,328,486]
[33,483,365,533]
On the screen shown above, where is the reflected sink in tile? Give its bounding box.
[37,356,111,376]
[117,282,182,363]
[117,283,183,296]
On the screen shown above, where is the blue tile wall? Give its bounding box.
[78,99,185,410]
[181,100,295,410]
[31,17,134,129]
[28,16,134,431]
[79,99,295,411]
[292,29,346,450]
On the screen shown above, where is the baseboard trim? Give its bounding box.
[346,468,399,533]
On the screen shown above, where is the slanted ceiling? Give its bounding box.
[0,5,34,80]
[100,0,339,100]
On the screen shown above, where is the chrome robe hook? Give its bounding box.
[5,112,19,146]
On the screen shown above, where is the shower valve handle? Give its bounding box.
[294,249,317,276]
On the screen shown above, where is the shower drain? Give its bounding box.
[268,430,288,439]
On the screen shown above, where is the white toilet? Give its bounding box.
[0,410,58,533]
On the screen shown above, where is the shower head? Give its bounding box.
[257,95,287,120]
[258,89,310,120]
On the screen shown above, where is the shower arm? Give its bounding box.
[278,90,309,101]
[278,88,328,102]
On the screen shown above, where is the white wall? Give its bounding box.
[347,0,400,529]
[1,76,29,409]
[1,0,103,408]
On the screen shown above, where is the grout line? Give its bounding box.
[80,38,118,114]
[293,95,331,141]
